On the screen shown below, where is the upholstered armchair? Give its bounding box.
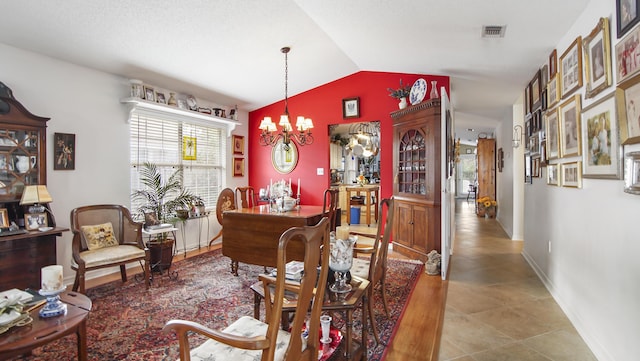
[164,217,330,361]
[70,204,151,293]
[350,197,394,344]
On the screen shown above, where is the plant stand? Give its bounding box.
[141,227,179,281]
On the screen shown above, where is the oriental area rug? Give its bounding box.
[18,249,422,361]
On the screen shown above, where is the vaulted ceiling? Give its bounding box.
[0,0,591,143]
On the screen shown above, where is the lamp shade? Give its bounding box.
[20,185,52,205]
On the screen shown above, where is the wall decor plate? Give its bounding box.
[409,78,427,105]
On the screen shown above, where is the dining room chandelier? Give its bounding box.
[258,47,314,150]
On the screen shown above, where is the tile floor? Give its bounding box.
[438,200,597,361]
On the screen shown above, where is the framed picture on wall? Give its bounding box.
[342,97,360,119]
[546,109,560,160]
[617,73,640,144]
[233,158,245,177]
[232,135,244,155]
[559,94,582,158]
[54,133,75,170]
[549,49,558,78]
[561,161,582,188]
[530,70,542,110]
[547,74,560,108]
[624,151,640,194]
[547,163,559,185]
[581,91,622,179]
[584,17,612,98]
[524,154,533,184]
[615,24,640,84]
[617,0,640,38]
[560,36,583,99]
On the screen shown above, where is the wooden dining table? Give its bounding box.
[222,204,325,275]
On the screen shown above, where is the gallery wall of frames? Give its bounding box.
[522,3,640,195]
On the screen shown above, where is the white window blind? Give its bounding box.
[129,111,226,219]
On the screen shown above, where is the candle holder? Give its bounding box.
[38,287,67,318]
[329,237,355,294]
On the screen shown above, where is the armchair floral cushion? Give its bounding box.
[80,222,119,250]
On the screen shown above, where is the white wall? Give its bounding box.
[522,1,640,360]
[0,43,248,285]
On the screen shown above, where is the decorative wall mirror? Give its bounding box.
[271,139,298,174]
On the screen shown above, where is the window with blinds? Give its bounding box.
[129,111,226,219]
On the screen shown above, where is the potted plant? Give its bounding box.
[131,162,202,271]
[387,79,411,109]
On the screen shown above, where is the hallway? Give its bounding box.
[438,200,597,361]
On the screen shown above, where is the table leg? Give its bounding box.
[77,320,88,361]
[345,308,353,359]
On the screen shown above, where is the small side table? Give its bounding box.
[346,186,379,226]
[0,291,92,361]
[142,227,179,280]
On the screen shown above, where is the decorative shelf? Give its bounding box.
[120,97,239,137]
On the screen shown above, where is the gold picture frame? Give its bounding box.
[559,94,582,158]
[583,17,612,98]
[182,136,196,160]
[616,23,640,84]
[545,108,560,160]
[547,74,560,108]
[580,91,622,179]
[25,212,47,231]
[0,208,8,228]
[547,163,559,186]
[232,135,244,155]
[561,161,582,188]
[233,158,245,177]
[616,73,640,144]
[560,36,583,99]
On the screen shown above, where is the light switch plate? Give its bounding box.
[317,168,324,175]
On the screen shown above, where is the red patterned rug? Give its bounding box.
[17,249,422,360]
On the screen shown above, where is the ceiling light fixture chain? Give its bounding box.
[258,46,314,150]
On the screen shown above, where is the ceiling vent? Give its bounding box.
[482,25,506,38]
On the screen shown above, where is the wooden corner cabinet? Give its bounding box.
[390,99,441,262]
[0,82,67,291]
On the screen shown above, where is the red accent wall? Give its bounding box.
[248,71,449,206]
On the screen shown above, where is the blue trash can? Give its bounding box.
[350,206,361,224]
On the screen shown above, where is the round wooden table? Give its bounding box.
[0,291,92,360]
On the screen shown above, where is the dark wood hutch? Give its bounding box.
[0,82,67,291]
[390,99,441,262]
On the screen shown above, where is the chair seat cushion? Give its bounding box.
[351,257,370,280]
[78,245,146,268]
[189,315,302,361]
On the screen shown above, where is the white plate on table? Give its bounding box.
[38,226,54,232]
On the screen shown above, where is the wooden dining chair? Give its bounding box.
[322,188,339,232]
[208,188,236,248]
[236,186,257,209]
[164,217,331,361]
[349,197,394,345]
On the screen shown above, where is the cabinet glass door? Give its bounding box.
[398,129,426,195]
[0,128,40,196]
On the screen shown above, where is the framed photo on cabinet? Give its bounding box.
[581,91,622,179]
[546,108,560,160]
[617,0,640,38]
[233,158,244,177]
[559,94,582,158]
[25,212,47,231]
[561,161,582,188]
[617,74,640,144]
[615,25,640,84]
[342,97,360,119]
[0,208,8,228]
[560,36,583,99]
[583,17,612,98]
[144,86,155,102]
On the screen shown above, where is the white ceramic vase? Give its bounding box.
[398,97,408,109]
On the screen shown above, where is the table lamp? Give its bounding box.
[20,185,52,214]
